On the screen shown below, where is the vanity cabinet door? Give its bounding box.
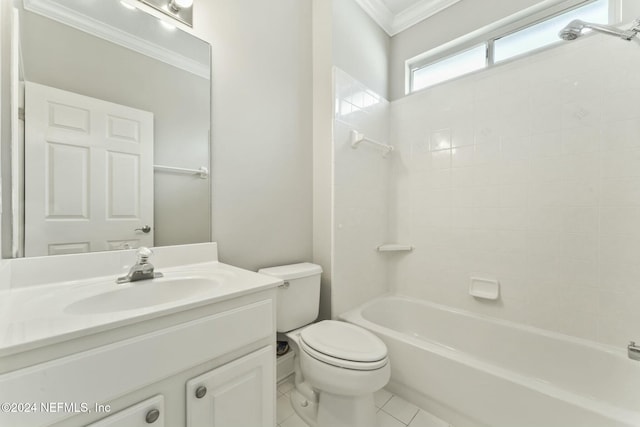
[86,395,164,427]
[186,346,274,427]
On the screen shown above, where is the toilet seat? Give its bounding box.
[300,321,388,371]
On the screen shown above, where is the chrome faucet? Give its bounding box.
[116,247,163,284]
[628,342,640,361]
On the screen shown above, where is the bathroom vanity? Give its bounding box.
[0,243,280,427]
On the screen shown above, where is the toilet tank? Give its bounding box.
[258,263,323,333]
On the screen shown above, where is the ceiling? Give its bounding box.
[354,0,463,36]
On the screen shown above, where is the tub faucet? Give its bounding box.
[116,247,163,284]
[628,342,640,361]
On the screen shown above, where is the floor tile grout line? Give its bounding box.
[379,406,414,426]
[378,393,394,408]
[382,394,422,426]
[406,408,420,426]
[278,410,297,425]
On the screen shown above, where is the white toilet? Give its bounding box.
[259,263,390,427]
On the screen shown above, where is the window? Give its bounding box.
[409,0,611,93]
[412,45,487,92]
[494,0,608,63]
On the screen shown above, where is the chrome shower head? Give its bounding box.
[558,18,640,41]
[559,20,584,40]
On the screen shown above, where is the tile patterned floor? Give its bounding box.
[276,377,451,427]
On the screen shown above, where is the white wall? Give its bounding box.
[312,0,334,320]
[0,0,314,269]
[390,31,640,347]
[332,68,390,316]
[307,0,391,319]
[327,0,392,317]
[333,0,390,98]
[192,0,313,272]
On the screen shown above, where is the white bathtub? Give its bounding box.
[341,295,640,427]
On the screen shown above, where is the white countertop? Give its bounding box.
[0,258,281,357]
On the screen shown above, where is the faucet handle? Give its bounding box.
[137,246,153,262]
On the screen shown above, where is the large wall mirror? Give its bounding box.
[2,0,211,258]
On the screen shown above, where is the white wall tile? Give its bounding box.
[389,34,640,347]
[603,118,640,151]
[601,178,640,206]
[430,149,451,170]
[333,68,391,316]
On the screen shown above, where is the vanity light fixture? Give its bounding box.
[138,0,193,27]
[169,0,193,11]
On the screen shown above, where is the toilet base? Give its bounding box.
[290,387,318,427]
[285,325,384,427]
[316,392,378,427]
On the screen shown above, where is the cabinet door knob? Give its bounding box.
[145,408,160,424]
[195,386,207,399]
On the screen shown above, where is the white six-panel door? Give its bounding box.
[24,82,154,256]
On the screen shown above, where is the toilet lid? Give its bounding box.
[300,321,388,368]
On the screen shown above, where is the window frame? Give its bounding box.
[406,0,621,94]
[411,43,489,92]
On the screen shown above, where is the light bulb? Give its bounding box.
[170,0,193,10]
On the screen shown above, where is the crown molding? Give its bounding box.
[354,0,463,36]
[392,0,463,35]
[23,0,209,79]
[353,0,395,34]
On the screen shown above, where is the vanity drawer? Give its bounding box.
[0,299,274,427]
[87,395,164,427]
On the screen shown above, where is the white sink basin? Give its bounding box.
[64,277,218,315]
[0,244,284,358]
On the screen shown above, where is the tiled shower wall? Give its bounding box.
[332,68,391,316]
[390,34,640,347]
